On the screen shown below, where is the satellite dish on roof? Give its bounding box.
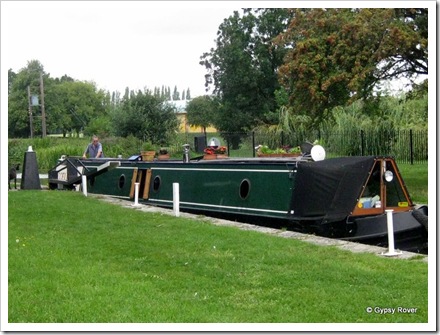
[311,145,326,161]
[208,137,221,148]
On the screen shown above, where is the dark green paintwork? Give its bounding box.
[85,160,298,219]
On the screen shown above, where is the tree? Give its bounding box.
[381,8,428,78]
[8,60,46,137]
[276,8,428,126]
[8,69,16,95]
[200,9,293,133]
[45,80,108,136]
[186,95,219,134]
[8,60,110,137]
[112,90,179,145]
[172,85,180,100]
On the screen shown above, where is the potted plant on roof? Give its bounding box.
[285,145,301,157]
[256,145,301,158]
[140,142,156,161]
[256,145,281,157]
[158,148,170,160]
[203,145,228,160]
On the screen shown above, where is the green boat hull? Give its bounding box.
[48,156,428,253]
[86,160,296,220]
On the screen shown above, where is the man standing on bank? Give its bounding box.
[82,135,104,158]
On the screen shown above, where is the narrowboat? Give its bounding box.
[48,146,428,253]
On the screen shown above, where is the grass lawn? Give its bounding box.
[7,191,428,326]
[397,163,429,205]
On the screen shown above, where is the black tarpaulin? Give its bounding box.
[290,156,376,223]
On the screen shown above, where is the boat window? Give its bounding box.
[153,176,161,192]
[385,161,409,207]
[118,174,125,189]
[239,179,251,199]
[358,161,381,209]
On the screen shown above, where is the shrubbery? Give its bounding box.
[9,136,147,172]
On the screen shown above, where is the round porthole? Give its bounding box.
[118,174,126,189]
[239,179,251,199]
[153,176,161,192]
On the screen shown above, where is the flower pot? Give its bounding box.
[141,151,156,161]
[158,154,170,160]
[203,154,228,160]
[257,153,300,158]
[204,154,217,160]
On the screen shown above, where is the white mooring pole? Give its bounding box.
[82,175,87,197]
[382,209,402,256]
[133,182,140,207]
[173,183,180,217]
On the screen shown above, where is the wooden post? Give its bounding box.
[252,131,255,157]
[143,169,152,199]
[129,168,139,198]
[40,72,46,137]
[27,86,33,138]
[360,130,365,156]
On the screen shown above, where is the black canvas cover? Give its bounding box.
[290,156,376,223]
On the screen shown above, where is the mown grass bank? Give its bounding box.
[8,191,428,324]
[398,163,429,204]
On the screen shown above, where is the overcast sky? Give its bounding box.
[2,1,434,97]
[2,1,246,97]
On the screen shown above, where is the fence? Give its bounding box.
[179,129,428,164]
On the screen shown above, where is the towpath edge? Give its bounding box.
[92,194,427,262]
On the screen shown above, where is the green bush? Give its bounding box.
[8,137,142,172]
[8,136,192,172]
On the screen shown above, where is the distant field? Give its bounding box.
[8,191,428,325]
